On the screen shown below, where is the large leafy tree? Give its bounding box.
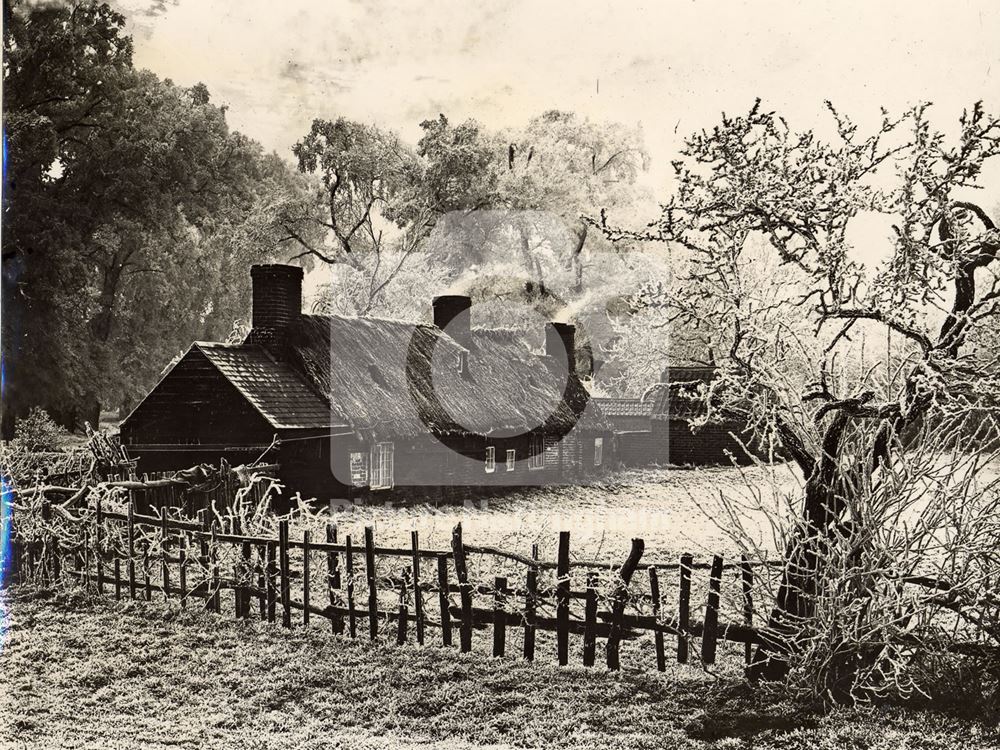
[603,100,1000,682]
[282,111,651,324]
[2,0,301,432]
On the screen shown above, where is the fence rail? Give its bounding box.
[4,489,784,676]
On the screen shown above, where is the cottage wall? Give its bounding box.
[324,428,612,504]
[653,419,759,466]
[617,431,666,466]
[120,348,276,473]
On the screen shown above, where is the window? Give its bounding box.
[594,437,604,467]
[370,442,394,489]
[529,434,545,470]
[485,446,496,473]
[506,449,516,471]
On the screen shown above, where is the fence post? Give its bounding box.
[606,538,644,671]
[266,541,277,623]
[210,525,220,614]
[493,576,507,658]
[397,567,409,646]
[179,540,188,607]
[231,518,242,616]
[239,539,252,619]
[411,530,425,645]
[126,502,136,599]
[678,553,692,663]
[74,530,84,586]
[436,553,452,647]
[649,566,666,672]
[6,492,20,583]
[326,523,343,634]
[40,499,52,585]
[556,531,571,666]
[51,536,61,584]
[114,558,122,601]
[302,529,311,628]
[143,546,152,601]
[582,570,598,667]
[256,544,266,620]
[3,488,15,588]
[451,523,473,653]
[740,555,754,673]
[345,534,357,638]
[701,555,724,665]
[160,508,170,602]
[279,520,291,628]
[95,498,104,595]
[523,543,538,662]
[364,526,378,640]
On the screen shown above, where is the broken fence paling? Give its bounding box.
[7,499,777,673]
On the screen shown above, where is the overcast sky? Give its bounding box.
[113,0,999,181]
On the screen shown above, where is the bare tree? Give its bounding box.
[600,100,1000,683]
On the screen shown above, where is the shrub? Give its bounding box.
[708,416,1000,709]
[13,406,68,452]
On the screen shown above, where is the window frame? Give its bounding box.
[506,449,516,471]
[370,441,395,490]
[529,434,545,470]
[594,436,604,467]
[485,445,496,473]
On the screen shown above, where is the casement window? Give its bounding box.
[485,446,496,473]
[506,449,516,471]
[594,437,604,467]
[529,434,545,470]
[370,441,395,489]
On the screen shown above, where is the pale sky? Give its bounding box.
[108,0,1000,283]
[114,0,999,181]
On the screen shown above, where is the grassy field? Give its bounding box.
[317,463,801,563]
[2,586,996,750]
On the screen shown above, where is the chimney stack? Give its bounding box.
[545,322,576,373]
[249,264,303,347]
[433,295,472,349]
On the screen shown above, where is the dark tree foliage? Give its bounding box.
[2,0,304,434]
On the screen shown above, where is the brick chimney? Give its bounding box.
[248,264,303,347]
[545,322,576,373]
[433,295,472,349]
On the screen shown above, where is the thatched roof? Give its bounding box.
[266,314,608,438]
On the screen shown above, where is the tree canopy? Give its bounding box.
[2,0,306,433]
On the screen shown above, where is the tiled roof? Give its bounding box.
[195,343,343,430]
[662,364,717,383]
[593,397,654,418]
[648,383,706,421]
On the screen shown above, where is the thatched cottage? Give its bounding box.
[120,265,612,504]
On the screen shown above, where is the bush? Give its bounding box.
[13,406,69,452]
[709,417,1000,709]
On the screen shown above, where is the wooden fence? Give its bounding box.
[4,489,782,675]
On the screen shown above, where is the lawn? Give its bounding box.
[316,463,802,563]
[2,586,995,750]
